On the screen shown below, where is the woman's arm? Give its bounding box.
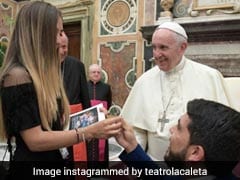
[21,116,122,152]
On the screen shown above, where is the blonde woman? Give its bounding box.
[0,1,122,165]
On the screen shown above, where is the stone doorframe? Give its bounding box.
[48,0,94,69]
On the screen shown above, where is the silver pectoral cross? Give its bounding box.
[158,111,169,132]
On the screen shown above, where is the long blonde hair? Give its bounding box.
[0,1,69,140]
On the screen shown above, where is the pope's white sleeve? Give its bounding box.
[133,126,147,151]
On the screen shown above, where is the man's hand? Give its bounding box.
[115,119,138,153]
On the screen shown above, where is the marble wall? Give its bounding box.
[0,0,16,51]
[0,0,18,67]
[91,0,144,114]
[142,1,240,76]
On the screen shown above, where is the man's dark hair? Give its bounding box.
[187,99,240,161]
[187,99,240,175]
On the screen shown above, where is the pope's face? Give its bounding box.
[152,29,186,72]
[164,114,191,163]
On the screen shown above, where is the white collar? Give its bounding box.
[164,56,186,75]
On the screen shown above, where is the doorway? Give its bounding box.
[63,22,81,60]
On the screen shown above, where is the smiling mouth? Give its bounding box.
[158,60,167,66]
[155,57,167,62]
[159,60,166,63]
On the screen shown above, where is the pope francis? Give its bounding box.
[121,22,230,161]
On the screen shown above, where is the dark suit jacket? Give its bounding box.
[61,56,90,108]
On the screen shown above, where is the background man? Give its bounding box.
[59,32,90,109]
[88,64,112,110]
[87,63,112,165]
[59,32,98,164]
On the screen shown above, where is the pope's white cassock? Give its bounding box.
[121,56,230,161]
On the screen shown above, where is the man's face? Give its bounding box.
[89,66,102,83]
[59,38,68,62]
[164,114,191,163]
[56,17,63,49]
[152,29,185,72]
[58,31,68,62]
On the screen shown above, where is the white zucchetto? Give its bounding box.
[157,21,188,40]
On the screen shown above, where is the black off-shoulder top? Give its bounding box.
[1,66,63,161]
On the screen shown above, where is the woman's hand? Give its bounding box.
[85,116,123,139]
